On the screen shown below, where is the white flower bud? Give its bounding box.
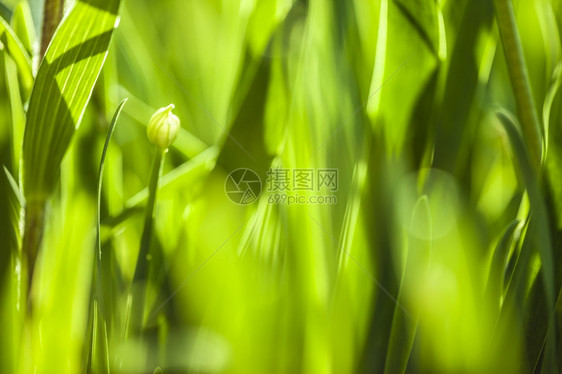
[147,104,180,149]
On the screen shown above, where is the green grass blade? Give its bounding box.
[0,14,33,96]
[494,0,543,168]
[86,99,126,374]
[496,110,557,373]
[4,52,26,174]
[497,111,554,305]
[0,166,24,374]
[131,147,165,333]
[10,1,36,55]
[22,0,122,203]
[486,219,519,301]
[366,0,438,152]
[384,195,431,374]
[97,99,127,262]
[393,0,440,57]
[86,300,110,374]
[2,166,24,253]
[544,66,562,230]
[433,0,494,172]
[542,62,562,160]
[89,99,127,372]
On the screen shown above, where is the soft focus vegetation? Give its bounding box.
[1,0,562,373]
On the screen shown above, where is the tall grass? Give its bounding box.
[0,0,562,373]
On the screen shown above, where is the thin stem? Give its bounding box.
[21,200,46,313]
[40,0,64,58]
[494,0,542,170]
[130,147,165,333]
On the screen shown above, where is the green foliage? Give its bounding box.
[22,0,121,202]
[1,0,562,373]
[0,12,32,94]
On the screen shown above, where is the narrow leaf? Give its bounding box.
[384,195,431,374]
[433,0,494,172]
[497,111,554,305]
[0,14,33,95]
[486,219,519,302]
[97,99,127,261]
[10,1,36,55]
[86,99,126,374]
[543,62,562,158]
[3,52,26,173]
[22,0,121,203]
[393,0,440,57]
[496,110,557,373]
[2,166,24,252]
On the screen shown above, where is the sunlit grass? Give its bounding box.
[1,0,562,373]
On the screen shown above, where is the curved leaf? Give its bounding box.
[10,1,36,55]
[22,0,122,203]
[97,99,127,262]
[486,219,520,301]
[4,52,26,173]
[2,166,24,253]
[393,0,440,57]
[0,14,33,95]
[384,195,431,374]
[496,110,556,373]
[88,98,126,374]
[543,62,562,157]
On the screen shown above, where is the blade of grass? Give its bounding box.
[97,99,128,263]
[95,100,127,314]
[0,14,33,96]
[433,0,494,172]
[486,219,520,310]
[497,111,554,307]
[86,300,110,374]
[20,0,121,301]
[23,0,121,203]
[130,147,165,333]
[384,195,431,374]
[489,219,531,370]
[1,166,25,372]
[542,62,562,160]
[2,166,24,255]
[3,52,26,174]
[494,0,543,168]
[87,99,127,374]
[393,0,440,57]
[11,1,36,55]
[496,110,556,373]
[0,169,23,373]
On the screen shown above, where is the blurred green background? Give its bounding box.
[1,0,562,373]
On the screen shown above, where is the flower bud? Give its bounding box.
[147,104,180,149]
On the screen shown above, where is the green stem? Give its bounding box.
[130,147,165,333]
[494,0,542,170]
[21,201,46,308]
[40,0,64,58]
